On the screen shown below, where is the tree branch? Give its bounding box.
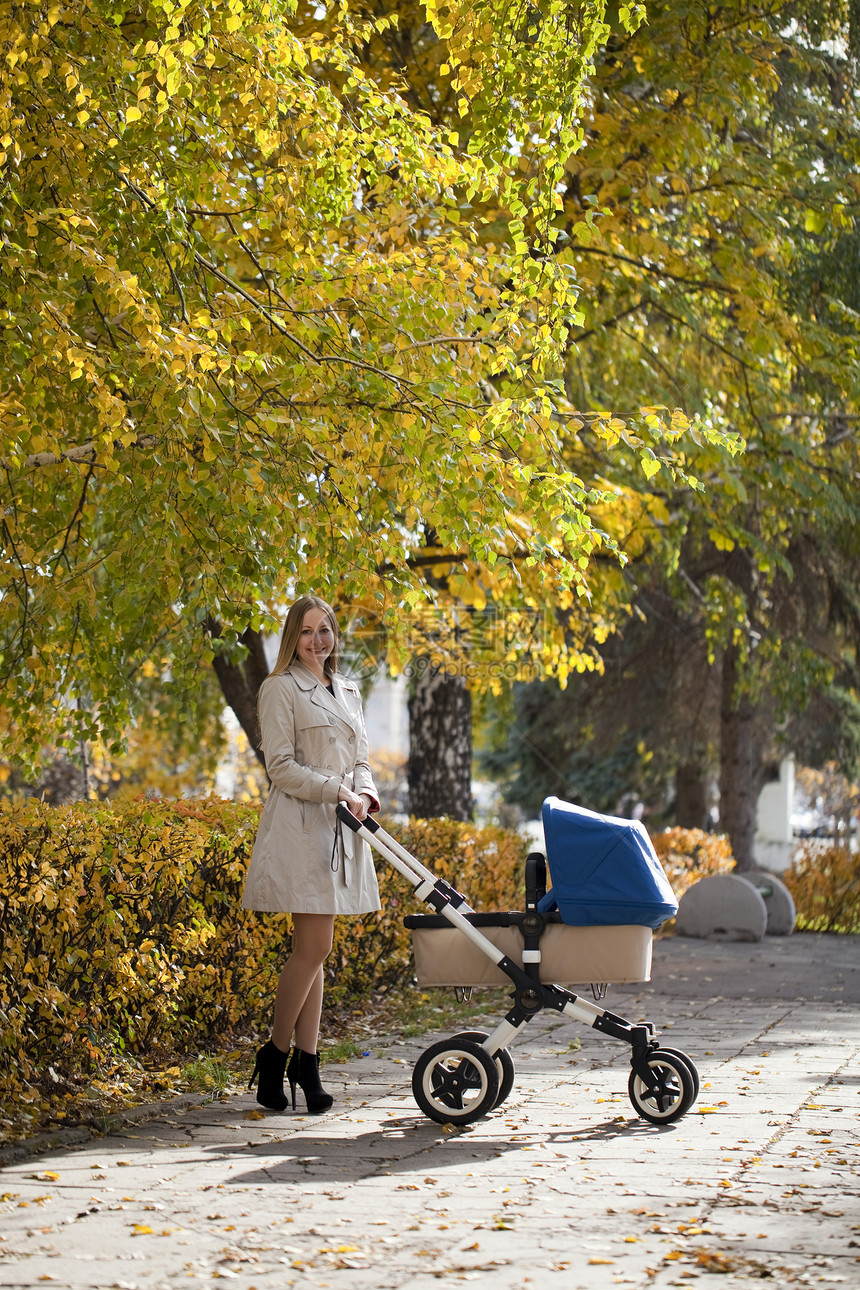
[2,435,159,471]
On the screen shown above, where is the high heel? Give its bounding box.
[286,1047,334,1114]
[248,1040,289,1111]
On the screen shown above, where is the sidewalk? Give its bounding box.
[1,932,858,1289]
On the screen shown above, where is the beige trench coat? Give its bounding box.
[241,662,381,915]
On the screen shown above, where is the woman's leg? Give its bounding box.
[271,913,334,1053]
[293,965,325,1053]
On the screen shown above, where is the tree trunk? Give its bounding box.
[718,641,762,872]
[206,620,269,767]
[24,755,87,804]
[675,758,708,830]
[407,661,473,820]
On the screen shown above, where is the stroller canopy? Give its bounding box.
[537,797,678,929]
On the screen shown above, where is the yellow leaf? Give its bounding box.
[708,528,735,552]
[125,105,142,123]
[648,496,670,524]
[641,454,660,481]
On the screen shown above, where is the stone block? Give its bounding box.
[746,868,796,935]
[675,874,767,942]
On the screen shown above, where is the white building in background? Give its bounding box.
[754,756,795,873]
[361,671,409,759]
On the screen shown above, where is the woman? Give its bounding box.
[243,595,380,1113]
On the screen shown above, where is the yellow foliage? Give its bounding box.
[1,0,650,772]
[650,828,735,900]
[783,843,860,933]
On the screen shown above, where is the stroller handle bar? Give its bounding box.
[336,804,473,912]
[336,803,501,961]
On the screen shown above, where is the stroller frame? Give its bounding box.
[337,805,699,1127]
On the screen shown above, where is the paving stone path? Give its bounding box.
[1,933,859,1289]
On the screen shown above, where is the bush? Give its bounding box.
[650,828,735,902]
[0,797,530,1125]
[783,843,860,933]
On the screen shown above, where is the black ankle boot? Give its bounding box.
[248,1040,289,1111]
[286,1047,333,1114]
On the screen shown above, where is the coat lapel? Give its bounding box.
[288,663,361,734]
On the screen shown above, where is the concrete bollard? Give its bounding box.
[745,869,796,935]
[675,874,768,942]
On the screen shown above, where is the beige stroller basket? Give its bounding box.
[408,913,652,988]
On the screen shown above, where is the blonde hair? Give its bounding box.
[269,595,341,679]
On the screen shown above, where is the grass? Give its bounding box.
[323,1038,367,1064]
[320,984,512,1060]
[181,1055,235,1094]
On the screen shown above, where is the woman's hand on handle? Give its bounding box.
[337,785,368,821]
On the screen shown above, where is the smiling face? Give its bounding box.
[295,606,335,678]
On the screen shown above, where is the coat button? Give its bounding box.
[348,734,355,743]
[329,736,336,743]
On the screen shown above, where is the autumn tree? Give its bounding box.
[487,0,860,863]
[5,0,730,814]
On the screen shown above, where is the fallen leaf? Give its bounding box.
[696,1250,736,1271]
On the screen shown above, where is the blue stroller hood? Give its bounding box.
[537,797,678,929]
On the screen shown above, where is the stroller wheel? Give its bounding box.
[628,1049,696,1124]
[655,1047,700,1101]
[412,1037,501,1125]
[449,1030,516,1109]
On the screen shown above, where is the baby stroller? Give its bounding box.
[336,795,699,1127]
